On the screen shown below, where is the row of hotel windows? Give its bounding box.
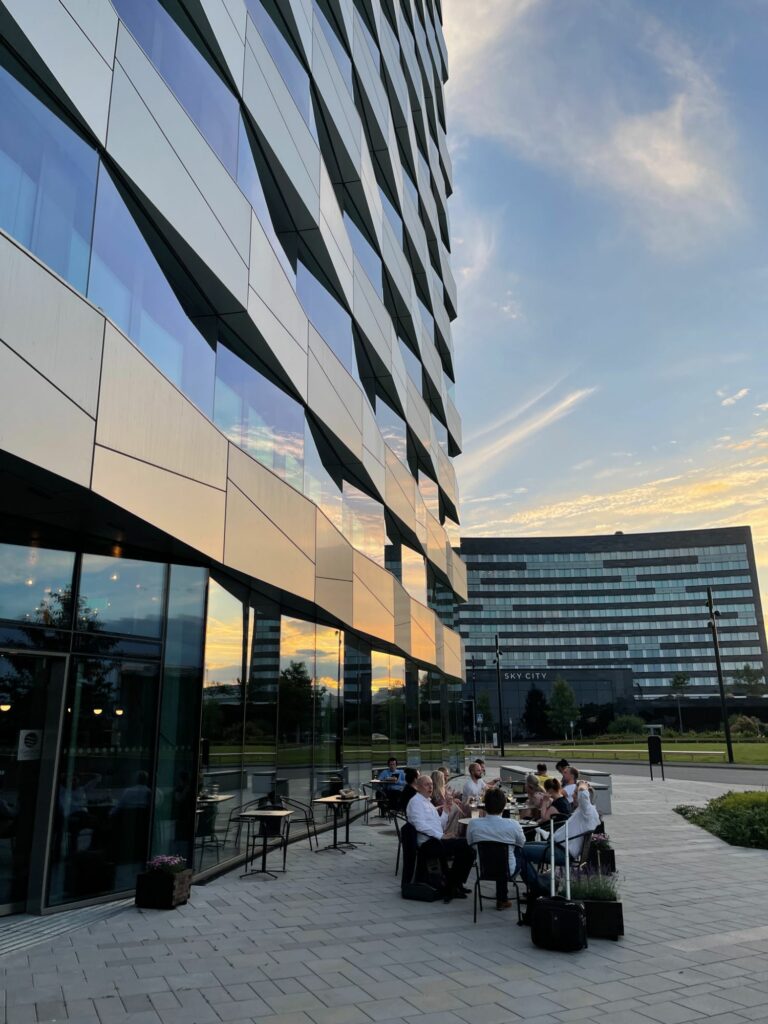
[462,623,758,637]
[466,577,752,594]
[461,608,758,624]
[460,592,755,607]
[463,545,749,564]
[0,40,461,610]
[468,563,751,580]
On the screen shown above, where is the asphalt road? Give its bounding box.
[479,755,768,788]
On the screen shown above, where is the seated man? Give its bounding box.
[406,775,475,902]
[399,767,420,812]
[466,786,525,910]
[535,763,549,784]
[518,782,600,894]
[462,760,496,803]
[377,756,405,812]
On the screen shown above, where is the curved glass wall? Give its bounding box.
[0,44,98,292]
[111,0,240,175]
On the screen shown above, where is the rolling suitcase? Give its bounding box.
[531,816,587,952]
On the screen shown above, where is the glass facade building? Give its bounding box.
[0,0,465,915]
[458,529,768,728]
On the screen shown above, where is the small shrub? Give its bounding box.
[673,791,768,849]
[606,714,646,735]
[728,715,762,737]
[568,873,619,902]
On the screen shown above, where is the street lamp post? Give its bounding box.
[706,587,734,764]
[494,634,506,757]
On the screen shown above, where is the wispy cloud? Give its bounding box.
[719,387,750,406]
[460,386,597,490]
[444,0,743,254]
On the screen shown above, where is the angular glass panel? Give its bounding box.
[111,0,239,174]
[237,117,295,282]
[402,167,419,209]
[297,260,356,375]
[417,295,434,337]
[417,472,439,518]
[48,657,160,906]
[379,185,403,245]
[246,0,317,137]
[398,337,422,389]
[214,344,304,489]
[432,413,448,454]
[78,555,165,638]
[303,422,343,529]
[443,371,455,402]
[315,1,353,93]
[343,211,382,298]
[388,541,427,606]
[88,167,216,416]
[343,634,371,790]
[375,398,408,465]
[278,616,314,805]
[151,564,208,862]
[342,481,385,566]
[200,578,244,868]
[0,45,98,291]
[314,624,342,785]
[355,8,380,71]
[0,543,76,627]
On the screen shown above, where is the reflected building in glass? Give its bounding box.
[0,0,466,914]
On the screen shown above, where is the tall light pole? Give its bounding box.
[494,634,506,757]
[707,587,734,764]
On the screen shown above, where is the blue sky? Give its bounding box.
[443,0,768,607]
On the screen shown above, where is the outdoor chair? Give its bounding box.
[282,795,319,851]
[392,812,405,876]
[222,798,259,848]
[473,841,522,924]
[194,803,220,870]
[245,812,291,875]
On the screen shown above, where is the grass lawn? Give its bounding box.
[502,741,768,765]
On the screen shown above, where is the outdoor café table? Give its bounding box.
[237,808,292,878]
[313,794,366,852]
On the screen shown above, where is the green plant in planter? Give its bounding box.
[568,873,618,902]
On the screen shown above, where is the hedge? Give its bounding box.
[674,791,768,849]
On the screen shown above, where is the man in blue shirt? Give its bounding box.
[466,786,525,910]
[378,756,405,811]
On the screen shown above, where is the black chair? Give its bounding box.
[195,803,220,869]
[473,841,522,924]
[392,812,404,876]
[222,799,259,848]
[282,795,319,851]
[244,812,291,877]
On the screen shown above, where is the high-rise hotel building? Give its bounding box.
[458,529,767,726]
[0,0,465,915]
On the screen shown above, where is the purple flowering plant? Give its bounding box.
[146,854,187,874]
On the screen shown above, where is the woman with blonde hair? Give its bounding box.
[431,770,448,807]
[520,772,547,819]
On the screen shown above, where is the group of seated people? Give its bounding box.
[387,755,601,909]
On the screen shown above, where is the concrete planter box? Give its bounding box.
[135,869,192,910]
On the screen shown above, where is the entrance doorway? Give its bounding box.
[0,652,66,914]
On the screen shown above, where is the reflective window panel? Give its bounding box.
[343,211,383,298]
[303,421,343,530]
[315,2,353,93]
[342,482,385,566]
[0,44,98,290]
[111,0,239,174]
[237,117,295,282]
[48,657,160,906]
[314,625,342,785]
[0,544,76,628]
[297,260,356,376]
[88,166,216,417]
[375,398,408,465]
[343,635,371,791]
[278,617,315,805]
[77,555,165,638]
[214,343,304,489]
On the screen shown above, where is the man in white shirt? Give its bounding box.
[466,787,525,910]
[562,765,579,804]
[406,775,475,901]
[519,782,600,894]
[462,761,494,803]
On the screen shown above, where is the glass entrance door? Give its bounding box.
[0,652,65,914]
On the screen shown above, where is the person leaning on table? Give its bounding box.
[466,786,525,910]
[518,781,600,894]
[406,775,476,902]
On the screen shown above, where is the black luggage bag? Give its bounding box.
[530,816,587,952]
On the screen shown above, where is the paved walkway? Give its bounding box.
[3,773,768,1024]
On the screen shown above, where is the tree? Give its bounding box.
[729,664,766,696]
[547,676,579,739]
[607,714,646,735]
[521,686,549,737]
[669,672,690,733]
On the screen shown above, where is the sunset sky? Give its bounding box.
[443,0,768,616]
